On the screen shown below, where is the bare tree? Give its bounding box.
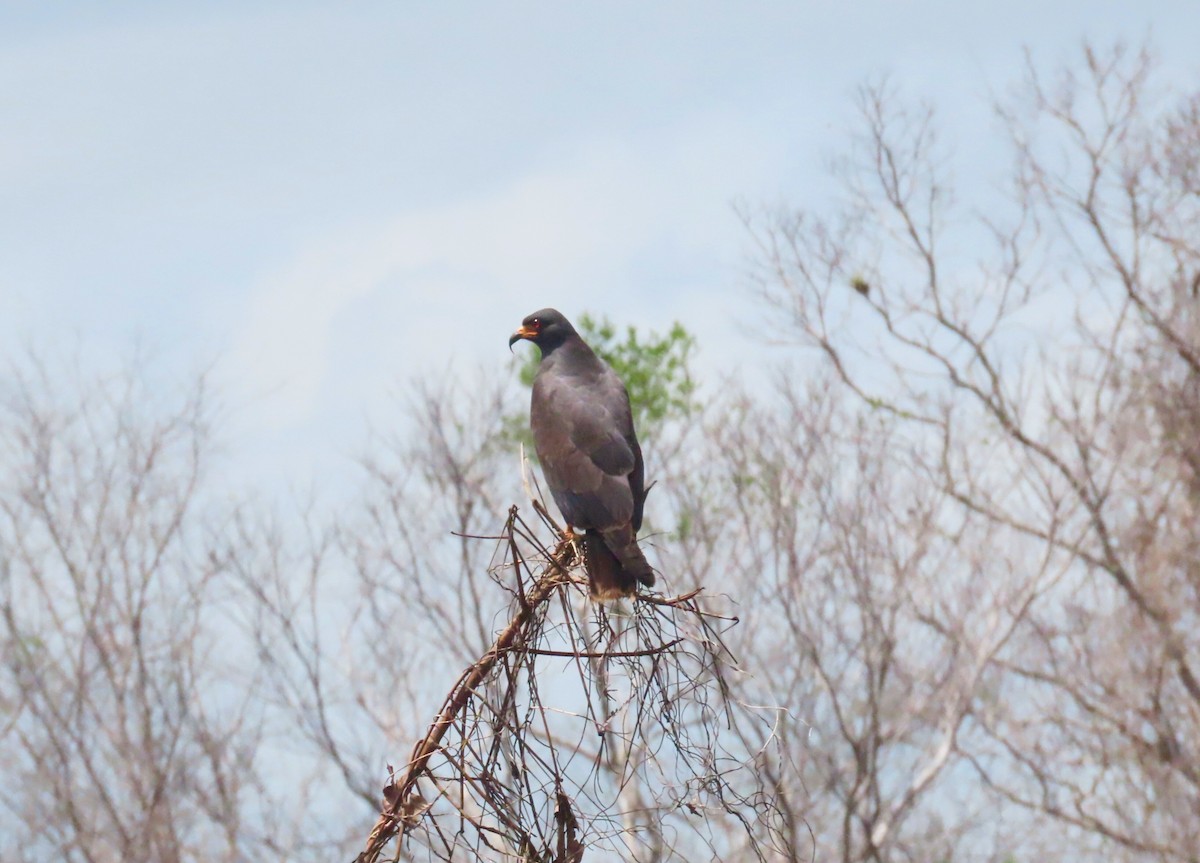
[662,370,1045,862]
[737,40,1200,863]
[0,357,268,862]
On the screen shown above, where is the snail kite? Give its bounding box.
[510,308,655,599]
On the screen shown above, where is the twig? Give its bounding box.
[515,638,684,659]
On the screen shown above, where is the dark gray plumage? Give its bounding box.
[509,308,654,599]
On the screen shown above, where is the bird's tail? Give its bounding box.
[583,527,655,601]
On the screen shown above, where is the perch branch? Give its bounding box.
[354,531,576,863]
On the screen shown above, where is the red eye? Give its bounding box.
[530,318,541,330]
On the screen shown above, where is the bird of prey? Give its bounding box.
[510,308,655,600]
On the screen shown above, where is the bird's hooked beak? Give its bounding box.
[508,325,537,351]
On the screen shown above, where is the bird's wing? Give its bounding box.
[531,368,636,529]
[629,436,646,533]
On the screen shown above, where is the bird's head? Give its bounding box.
[509,308,576,354]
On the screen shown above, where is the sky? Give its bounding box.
[2,1,1198,496]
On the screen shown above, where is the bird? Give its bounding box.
[509,308,655,600]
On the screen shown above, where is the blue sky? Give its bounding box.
[3,1,1197,493]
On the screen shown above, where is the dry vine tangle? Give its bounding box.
[355,505,793,863]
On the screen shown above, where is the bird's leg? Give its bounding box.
[562,524,585,568]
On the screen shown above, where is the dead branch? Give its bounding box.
[352,505,793,863]
[355,510,577,863]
